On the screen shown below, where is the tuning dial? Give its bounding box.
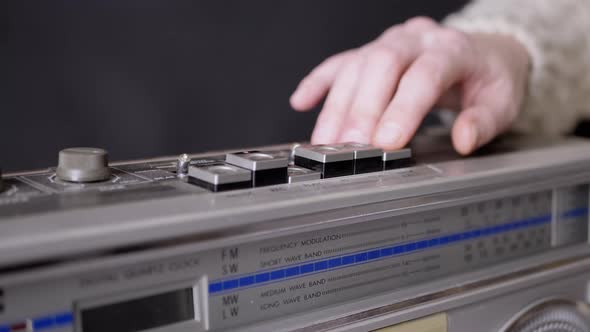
[56,147,111,183]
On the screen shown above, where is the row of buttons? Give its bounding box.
[0,144,410,193]
[186,143,412,192]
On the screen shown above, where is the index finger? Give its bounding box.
[290,51,355,112]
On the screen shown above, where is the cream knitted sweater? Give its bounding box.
[444,0,590,136]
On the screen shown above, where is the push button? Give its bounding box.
[294,145,354,178]
[188,161,251,192]
[225,151,289,187]
[288,166,321,183]
[383,148,413,170]
[333,143,383,174]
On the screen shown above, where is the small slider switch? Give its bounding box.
[383,148,414,170]
[334,143,383,174]
[287,165,321,183]
[294,145,354,178]
[188,161,251,192]
[225,151,289,187]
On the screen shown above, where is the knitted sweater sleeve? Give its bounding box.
[444,0,590,136]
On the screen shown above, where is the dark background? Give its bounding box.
[1,0,467,172]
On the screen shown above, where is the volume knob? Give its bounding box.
[56,147,111,183]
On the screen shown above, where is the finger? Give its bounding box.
[452,102,517,155]
[311,57,363,144]
[403,16,438,34]
[452,107,485,155]
[339,44,418,143]
[373,51,469,149]
[379,17,437,43]
[290,51,354,112]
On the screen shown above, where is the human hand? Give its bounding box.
[290,17,530,155]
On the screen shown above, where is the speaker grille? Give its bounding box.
[507,301,590,332]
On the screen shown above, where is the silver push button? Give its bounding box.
[188,162,251,192]
[333,143,383,174]
[189,163,251,185]
[294,145,354,163]
[56,147,111,183]
[382,148,412,161]
[226,151,289,187]
[225,151,288,171]
[334,142,382,159]
[383,148,413,170]
[294,145,355,178]
[288,166,321,183]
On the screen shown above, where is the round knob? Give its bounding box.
[56,147,111,183]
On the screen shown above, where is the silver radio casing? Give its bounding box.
[1,134,590,332]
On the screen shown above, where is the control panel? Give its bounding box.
[1,136,590,332]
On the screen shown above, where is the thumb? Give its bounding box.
[451,105,514,155]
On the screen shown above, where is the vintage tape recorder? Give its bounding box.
[1,131,590,332]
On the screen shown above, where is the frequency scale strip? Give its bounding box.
[207,207,587,295]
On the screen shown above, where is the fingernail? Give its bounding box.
[340,129,369,144]
[375,122,402,146]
